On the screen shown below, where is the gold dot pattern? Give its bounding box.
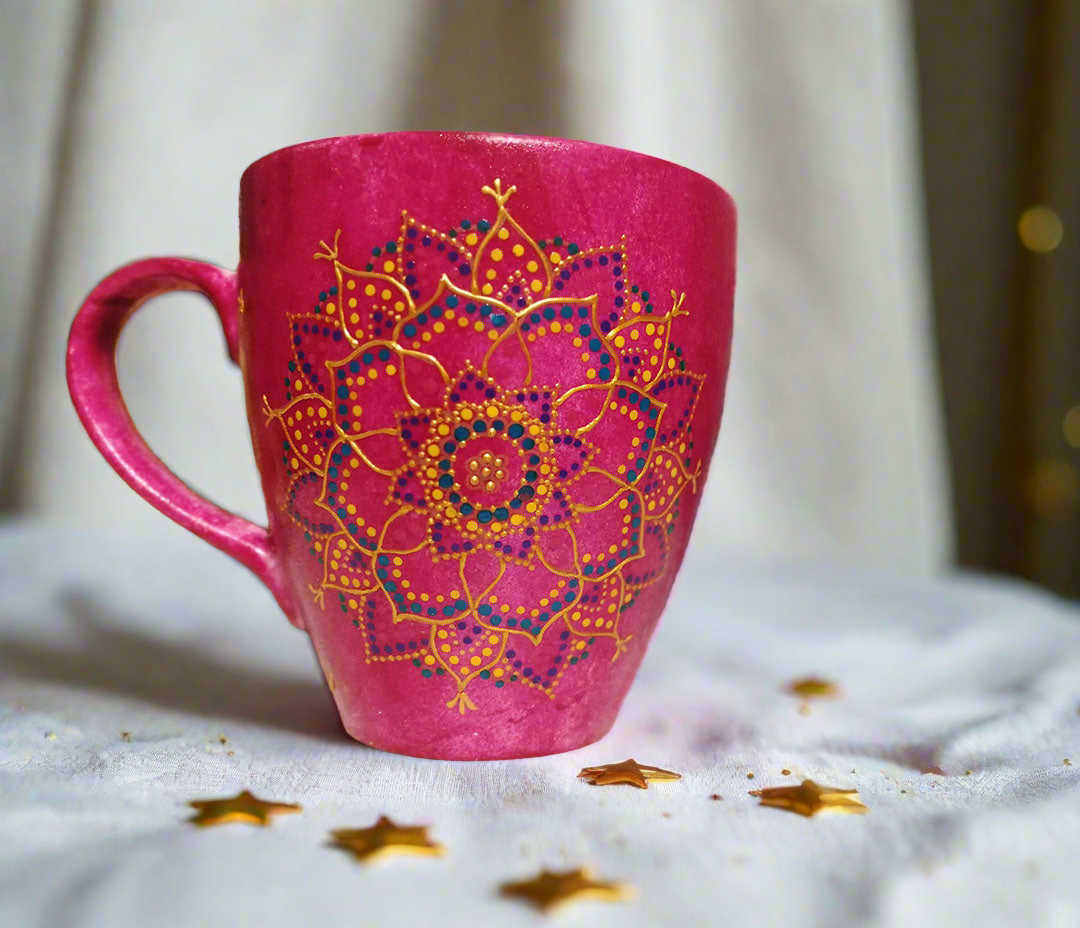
[262,178,707,711]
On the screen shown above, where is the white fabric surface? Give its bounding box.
[1,0,951,571]
[2,523,1077,928]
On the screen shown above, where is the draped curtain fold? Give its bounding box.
[0,0,951,573]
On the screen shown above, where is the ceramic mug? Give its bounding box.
[67,132,736,759]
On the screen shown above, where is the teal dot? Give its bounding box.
[403,324,417,337]
[507,423,524,439]
[454,427,470,441]
[421,669,433,678]
[567,243,579,255]
[479,670,491,679]
[493,507,509,520]
[495,680,504,688]
[478,510,493,524]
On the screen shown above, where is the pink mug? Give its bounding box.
[67,132,736,759]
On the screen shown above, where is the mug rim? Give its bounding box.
[242,131,732,204]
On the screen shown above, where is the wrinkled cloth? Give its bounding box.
[1,523,1078,928]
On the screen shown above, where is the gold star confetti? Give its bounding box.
[753,779,868,818]
[188,790,301,827]
[500,867,633,912]
[329,816,443,862]
[577,758,681,789]
[788,677,840,698]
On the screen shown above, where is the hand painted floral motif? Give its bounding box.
[264,180,703,712]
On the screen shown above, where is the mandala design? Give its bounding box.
[264,180,704,712]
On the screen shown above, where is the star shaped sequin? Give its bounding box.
[187,790,301,827]
[752,779,868,817]
[500,867,633,912]
[329,816,443,862]
[787,677,840,698]
[577,758,682,789]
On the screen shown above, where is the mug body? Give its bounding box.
[238,132,735,758]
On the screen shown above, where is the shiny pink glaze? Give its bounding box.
[68,132,735,759]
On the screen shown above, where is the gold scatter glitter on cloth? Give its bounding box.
[1066,759,1072,766]
[577,759,681,789]
[500,868,633,912]
[781,769,791,776]
[754,780,868,818]
[187,790,301,827]
[788,677,840,698]
[710,794,722,801]
[329,816,443,862]
[746,773,755,779]
[120,732,131,742]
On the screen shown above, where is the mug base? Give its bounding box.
[340,715,618,761]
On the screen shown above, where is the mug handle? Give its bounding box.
[66,257,299,627]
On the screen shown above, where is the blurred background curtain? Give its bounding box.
[0,0,952,574]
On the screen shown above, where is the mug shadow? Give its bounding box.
[0,588,349,742]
